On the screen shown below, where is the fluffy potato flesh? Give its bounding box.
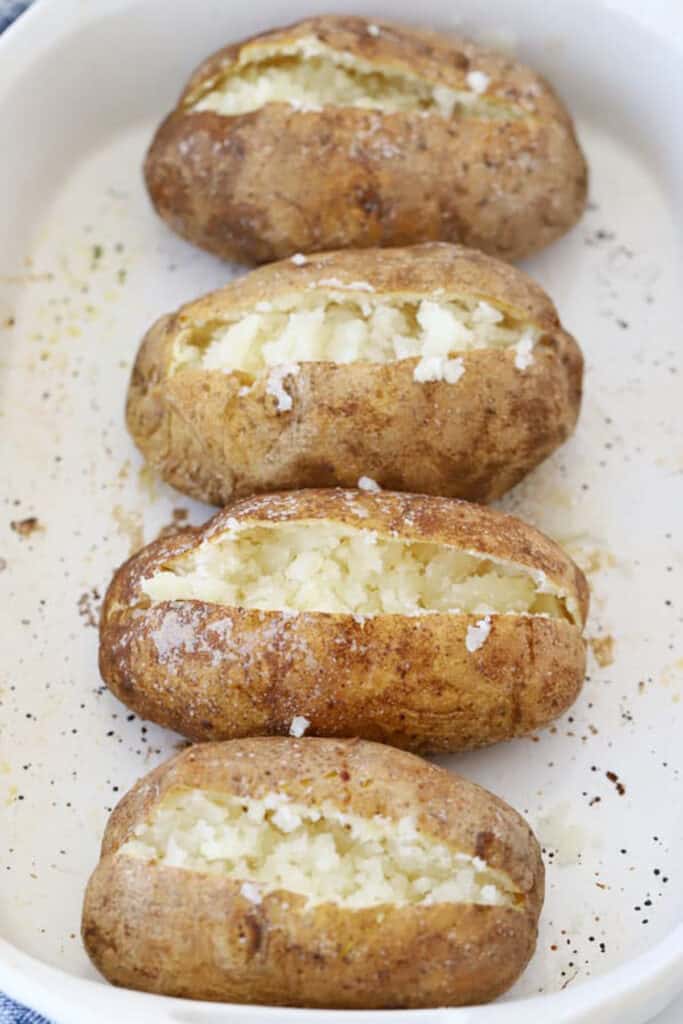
[174,292,540,385]
[189,38,516,120]
[121,787,518,909]
[142,521,576,621]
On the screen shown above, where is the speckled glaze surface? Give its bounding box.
[0,1,682,1023]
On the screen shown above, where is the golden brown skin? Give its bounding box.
[127,244,584,506]
[144,16,587,263]
[99,490,589,752]
[82,737,545,1007]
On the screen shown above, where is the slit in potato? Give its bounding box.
[121,786,518,909]
[142,520,576,622]
[187,37,519,120]
[172,292,539,384]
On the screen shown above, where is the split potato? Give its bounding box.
[82,737,544,1007]
[127,243,583,506]
[99,489,589,752]
[144,15,587,263]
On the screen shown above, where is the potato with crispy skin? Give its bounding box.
[82,737,545,1007]
[144,15,587,263]
[127,243,583,506]
[99,489,589,752]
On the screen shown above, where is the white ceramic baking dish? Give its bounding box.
[0,1,681,1021]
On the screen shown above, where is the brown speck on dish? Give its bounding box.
[155,507,190,542]
[10,517,43,538]
[606,770,626,796]
[77,587,102,629]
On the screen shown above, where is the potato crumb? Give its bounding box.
[265,363,298,412]
[315,277,375,292]
[589,634,615,668]
[413,355,465,383]
[466,70,490,94]
[289,715,311,737]
[513,331,536,371]
[465,616,492,652]
[367,23,381,37]
[10,516,43,538]
[357,476,381,492]
[291,253,308,266]
[240,881,262,903]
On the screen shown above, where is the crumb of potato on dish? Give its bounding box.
[10,517,43,538]
[112,505,144,555]
[589,635,615,668]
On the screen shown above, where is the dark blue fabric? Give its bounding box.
[0,993,50,1024]
[0,0,31,33]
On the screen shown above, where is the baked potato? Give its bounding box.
[82,737,544,1007]
[99,489,589,751]
[144,15,587,263]
[127,243,583,506]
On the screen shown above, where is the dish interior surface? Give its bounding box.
[0,1,681,1021]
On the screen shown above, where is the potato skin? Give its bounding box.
[82,737,544,1007]
[127,244,584,506]
[144,16,587,263]
[99,490,588,752]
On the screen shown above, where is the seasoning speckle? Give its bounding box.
[605,771,626,796]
